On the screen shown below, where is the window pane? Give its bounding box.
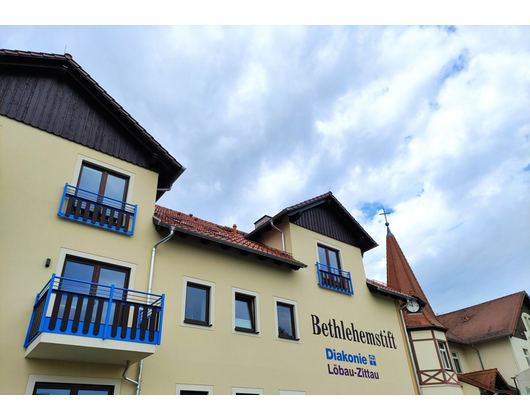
[78,389,111,395]
[277,304,293,337]
[78,166,103,193]
[62,261,94,296]
[235,298,253,330]
[180,390,209,395]
[35,388,72,395]
[318,246,328,265]
[185,285,208,323]
[104,173,127,202]
[98,268,127,289]
[327,250,339,269]
[63,261,95,283]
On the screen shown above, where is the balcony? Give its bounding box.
[24,274,164,365]
[57,183,137,235]
[316,262,353,295]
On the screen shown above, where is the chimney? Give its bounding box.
[254,215,272,230]
[233,224,237,236]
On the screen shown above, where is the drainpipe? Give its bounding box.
[471,343,485,370]
[269,219,285,253]
[123,225,176,395]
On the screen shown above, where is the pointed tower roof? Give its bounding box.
[386,225,447,330]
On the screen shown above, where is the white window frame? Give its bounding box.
[451,351,463,374]
[279,390,306,395]
[176,384,213,395]
[273,296,300,343]
[232,387,263,395]
[438,341,452,370]
[232,287,261,337]
[522,313,530,340]
[523,349,530,367]
[180,276,215,330]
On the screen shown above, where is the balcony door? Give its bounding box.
[318,244,341,271]
[77,162,129,204]
[58,256,130,322]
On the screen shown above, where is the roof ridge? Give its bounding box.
[438,290,526,317]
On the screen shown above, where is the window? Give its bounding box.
[185,283,210,325]
[78,162,129,203]
[279,390,306,395]
[438,341,452,370]
[452,352,463,374]
[58,255,130,321]
[60,157,137,234]
[274,297,300,342]
[524,349,530,367]
[176,384,213,395]
[316,242,352,294]
[33,382,114,395]
[232,288,260,336]
[232,387,263,395]
[62,255,130,291]
[181,277,215,329]
[318,244,341,269]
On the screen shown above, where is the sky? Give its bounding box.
[2,23,529,315]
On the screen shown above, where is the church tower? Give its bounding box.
[384,220,462,395]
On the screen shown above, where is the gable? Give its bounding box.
[292,203,362,248]
[246,192,378,255]
[0,50,184,196]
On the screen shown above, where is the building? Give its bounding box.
[0,49,420,395]
[367,219,529,395]
[438,291,530,395]
[1,49,525,396]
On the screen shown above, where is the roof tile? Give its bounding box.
[155,205,303,265]
[438,291,528,343]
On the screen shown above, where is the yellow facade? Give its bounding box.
[0,114,418,395]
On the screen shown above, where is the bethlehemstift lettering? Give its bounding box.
[311,314,397,350]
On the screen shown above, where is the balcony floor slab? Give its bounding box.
[25,332,156,365]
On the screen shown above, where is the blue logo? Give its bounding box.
[369,355,376,366]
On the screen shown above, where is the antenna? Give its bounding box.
[64,45,67,54]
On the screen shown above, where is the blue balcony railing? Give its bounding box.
[316,262,353,295]
[24,274,164,348]
[58,183,137,235]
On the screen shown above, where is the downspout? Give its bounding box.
[123,225,176,395]
[269,219,285,253]
[471,343,485,370]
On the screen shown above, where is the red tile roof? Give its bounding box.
[154,206,306,269]
[458,368,513,394]
[438,291,529,343]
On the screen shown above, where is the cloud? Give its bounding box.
[3,25,528,314]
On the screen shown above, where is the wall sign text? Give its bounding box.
[311,314,397,349]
